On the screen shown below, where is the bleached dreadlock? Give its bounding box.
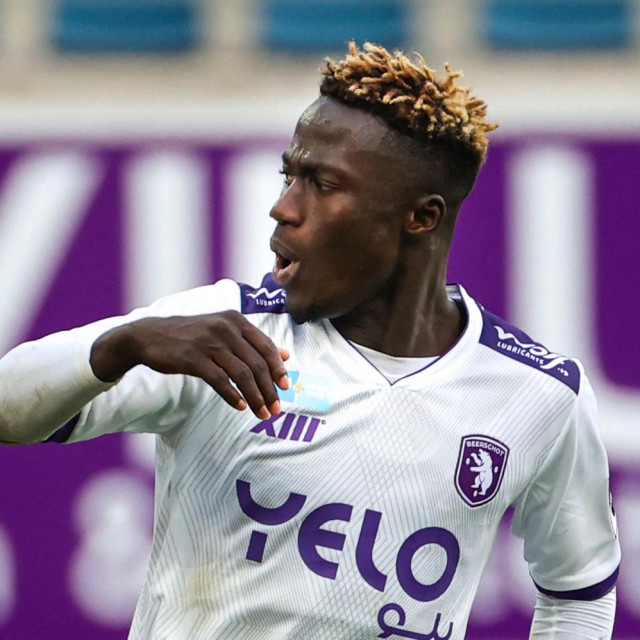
[320,42,498,165]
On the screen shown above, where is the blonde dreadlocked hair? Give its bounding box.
[320,42,498,166]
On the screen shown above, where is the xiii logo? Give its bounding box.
[250,411,325,443]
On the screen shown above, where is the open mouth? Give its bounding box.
[273,252,299,285]
[270,236,300,285]
[276,254,292,271]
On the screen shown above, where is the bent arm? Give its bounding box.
[0,281,290,444]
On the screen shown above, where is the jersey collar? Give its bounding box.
[318,284,483,387]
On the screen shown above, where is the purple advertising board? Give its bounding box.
[0,137,638,638]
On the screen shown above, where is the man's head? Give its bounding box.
[320,42,498,213]
[270,43,497,325]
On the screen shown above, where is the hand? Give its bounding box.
[90,312,289,419]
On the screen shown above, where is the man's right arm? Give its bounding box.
[0,301,289,445]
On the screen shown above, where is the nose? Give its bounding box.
[270,180,303,226]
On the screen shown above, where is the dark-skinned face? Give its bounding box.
[269,96,416,324]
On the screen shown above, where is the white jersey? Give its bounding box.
[43,275,620,640]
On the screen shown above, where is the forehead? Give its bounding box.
[288,96,397,165]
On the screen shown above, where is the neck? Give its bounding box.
[331,256,463,358]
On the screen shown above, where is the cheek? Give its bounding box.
[302,198,402,282]
[325,227,399,284]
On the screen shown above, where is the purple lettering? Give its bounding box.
[237,480,461,601]
[290,414,309,441]
[396,527,460,602]
[237,479,308,564]
[277,413,296,439]
[250,412,283,437]
[246,531,268,562]
[236,479,306,524]
[298,503,353,580]
[303,417,322,442]
[356,509,387,592]
[252,412,324,442]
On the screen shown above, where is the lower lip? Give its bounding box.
[272,260,299,286]
[271,262,299,287]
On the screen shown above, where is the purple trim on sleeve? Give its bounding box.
[534,566,619,601]
[479,309,580,394]
[43,414,80,444]
[239,273,288,315]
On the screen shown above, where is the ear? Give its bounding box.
[404,194,446,237]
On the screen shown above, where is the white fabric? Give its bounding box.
[348,341,439,383]
[0,278,620,640]
[0,279,240,443]
[530,589,616,639]
[511,373,618,593]
[0,320,114,443]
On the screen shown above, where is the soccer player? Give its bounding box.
[0,43,620,639]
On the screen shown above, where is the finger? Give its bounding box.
[277,349,290,389]
[223,355,275,420]
[242,325,290,390]
[231,345,284,413]
[208,341,279,418]
[195,361,247,412]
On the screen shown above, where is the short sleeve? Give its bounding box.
[511,371,621,599]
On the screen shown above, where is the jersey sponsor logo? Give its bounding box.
[455,435,509,507]
[240,276,287,314]
[493,326,570,373]
[236,479,460,608]
[478,312,580,393]
[378,603,453,640]
[245,286,285,300]
[277,370,332,411]
[250,411,325,443]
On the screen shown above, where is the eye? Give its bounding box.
[311,177,337,194]
[278,169,293,186]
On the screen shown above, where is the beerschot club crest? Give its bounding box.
[455,435,509,507]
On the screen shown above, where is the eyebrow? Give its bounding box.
[281,151,350,180]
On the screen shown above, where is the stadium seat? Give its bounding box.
[51,0,200,53]
[260,0,409,53]
[484,0,633,50]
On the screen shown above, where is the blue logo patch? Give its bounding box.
[277,370,332,412]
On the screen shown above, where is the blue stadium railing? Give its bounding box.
[259,0,409,53]
[51,0,200,53]
[484,0,634,51]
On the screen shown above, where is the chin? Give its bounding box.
[287,306,316,325]
[286,298,325,325]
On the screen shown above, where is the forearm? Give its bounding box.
[0,330,116,443]
[529,589,616,639]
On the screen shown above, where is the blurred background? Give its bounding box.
[0,1,639,638]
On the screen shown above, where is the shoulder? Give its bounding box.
[475,305,582,395]
[146,274,288,317]
[148,278,243,316]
